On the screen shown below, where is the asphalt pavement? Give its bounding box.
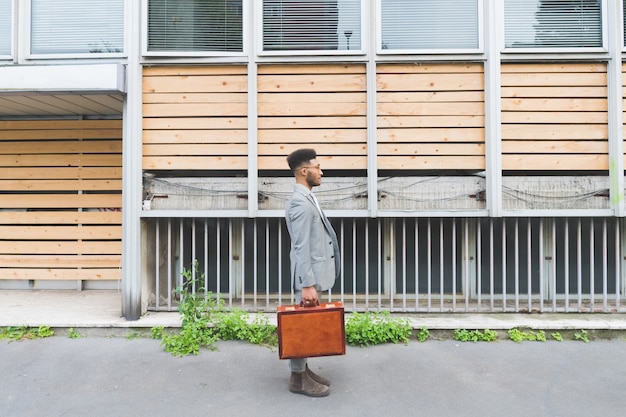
[2,335,626,417]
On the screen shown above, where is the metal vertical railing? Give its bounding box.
[146,217,625,313]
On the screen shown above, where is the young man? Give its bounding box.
[284,148,341,397]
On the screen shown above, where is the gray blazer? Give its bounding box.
[285,184,340,292]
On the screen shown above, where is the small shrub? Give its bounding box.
[508,328,546,343]
[551,332,563,341]
[454,329,498,342]
[416,327,430,343]
[345,311,411,347]
[574,329,590,343]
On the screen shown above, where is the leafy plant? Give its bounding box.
[574,329,590,343]
[508,328,546,343]
[551,332,563,341]
[67,328,82,339]
[345,311,411,347]
[156,261,277,357]
[454,329,498,342]
[416,326,430,343]
[0,326,54,341]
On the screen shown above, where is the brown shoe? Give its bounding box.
[289,371,330,397]
[306,365,330,387]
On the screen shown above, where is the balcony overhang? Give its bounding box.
[0,63,125,118]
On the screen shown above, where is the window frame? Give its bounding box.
[0,0,14,60]
[26,0,126,59]
[142,0,247,57]
[501,0,608,54]
[256,0,366,56]
[375,0,484,55]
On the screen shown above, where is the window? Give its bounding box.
[0,0,12,56]
[147,0,243,53]
[379,0,480,52]
[30,0,124,55]
[263,0,361,52]
[504,0,603,49]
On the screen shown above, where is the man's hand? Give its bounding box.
[301,286,319,307]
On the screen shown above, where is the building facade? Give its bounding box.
[1,0,625,319]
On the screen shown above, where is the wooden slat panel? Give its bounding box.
[377,63,484,74]
[501,98,607,112]
[0,120,122,130]
[0,179,122,191]
[258,156,366,170]
[143,103,248,117]
[2,241,121,255]
[0,140,122,154]
[501,112,607,124]
[377,73,484,92]
[144,66,248,76]
[377,91,484,103]
[2,268,120,280]
[258,64,365,75]
[2,194,122,209]
[377,128,484,143]
[143,75,248,93]
[258,74,366,92]
[0,225,122,240]
[502,124,608,140]
[143,143,249,156]
[502,141,608,153]
[0,154,122,167]
[0,255,121,268]
[143,156,248,170]
[0,129,123,140]
[377,102,484,116]
[378,143,485,155]
[0,211,121,225]
[259,116,367,129]
[0,167,122,180]
[377,156,485,170]
[259,92,366,103]
[143,92,248,104]
[501,72,606,87]
[503,154,608,170]
[501,86,607,98]
[501,63,607,73]
[143,129,248,144]
[259,143,367,156]
[259,101,366,117]
[258,129,366,143]
[143,117,248,130]
[377,115,485,128]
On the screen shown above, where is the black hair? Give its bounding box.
[286,148,317,171]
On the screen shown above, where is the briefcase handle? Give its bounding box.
[299,299,320,308]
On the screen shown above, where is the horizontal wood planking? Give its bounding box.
[3,194,122,209]
[143,156,247,170]
[2,241,121,255]
[0,211,121,225]
[0,225,121,240]
[258,64,367,169]
[3,268,120,280]
[259,155,366,170]
[1,119,122,281]
[0,255,121,268]
[502,63,608,171]
[376,63,485,171]
[378,155,485,170]
[0,179,122,191]
[0,167,121,180]
[143,65,249,171]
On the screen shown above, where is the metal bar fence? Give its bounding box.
[145,217,626,313]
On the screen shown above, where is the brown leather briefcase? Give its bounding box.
[277,302,346,359]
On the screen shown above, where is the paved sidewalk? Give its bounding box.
[2,335,626,417]
[2,290,626,334]
[2,290,626,417]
